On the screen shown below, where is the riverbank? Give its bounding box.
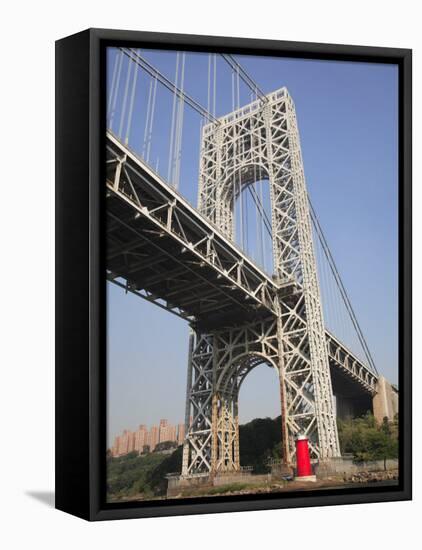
[108,469,398,502]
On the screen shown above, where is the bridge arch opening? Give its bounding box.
[223,164,274,275]
[215,352,282,473]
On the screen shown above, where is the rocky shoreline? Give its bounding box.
[344,469,399,483]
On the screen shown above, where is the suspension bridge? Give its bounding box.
[106,48,398,477]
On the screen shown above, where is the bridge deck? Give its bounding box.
[106,132,378,393]
[107,132,279,331]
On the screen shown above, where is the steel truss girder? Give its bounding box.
[326,331,377,394]
[106,132,279,329]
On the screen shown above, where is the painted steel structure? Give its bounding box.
[187,87,339,473]
[105,86,379,476]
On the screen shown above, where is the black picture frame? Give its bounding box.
[55,28,412,521]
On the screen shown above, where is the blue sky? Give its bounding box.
[106,48,398,445]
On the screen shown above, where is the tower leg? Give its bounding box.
[181,331,194,477]
[276,312,291,465]
[181,329,214,477]
[212,393,239,473]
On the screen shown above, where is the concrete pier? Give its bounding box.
[373,376,399,422]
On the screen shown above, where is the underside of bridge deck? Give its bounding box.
[107,195,272,331]
[330,365,373,419]
[106,132,280,331]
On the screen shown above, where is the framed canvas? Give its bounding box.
[55,28,412,521]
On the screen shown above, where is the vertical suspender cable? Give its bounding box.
[125,49,140,145]
[259,179,266,270]
[198,117,204,208]
[231,70,235,112]
[318,237,328,328]
[109,49,124,131]
[324,242,332,331]
[326,243,335,332]
[107,49,120,125]
[174,53,186,190]
[244,140,248,251]
[119,55,132,138]
[146,77,157,164]
[253,101,260,265]
[207,54,211,115]
[142,78,153,158]
[213,54,217,118]
[236,67,244,249]
[168,52,180,184]
[231,69,236,236]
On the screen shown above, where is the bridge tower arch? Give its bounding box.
[212,350,280,473]
[182,87,340,477]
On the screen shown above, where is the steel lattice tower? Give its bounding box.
[181,87,340,477]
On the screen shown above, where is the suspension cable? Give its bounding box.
[244,172,377,374]
[120,48,219,124]
[237,160,377,374]
[114,46,377,375]
[221,54,268,104]
[309,199,379,375]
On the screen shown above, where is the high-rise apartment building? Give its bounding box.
[111,435,121,457]
[159,419,177,443]
[110,419,185,456]
[148,425,159,451]
[134,424,148,453]
[177,423,185,445]
[117,430,134,456]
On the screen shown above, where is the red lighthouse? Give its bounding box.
[294,435,317,482]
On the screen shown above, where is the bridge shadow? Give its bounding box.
[25,491,55,508]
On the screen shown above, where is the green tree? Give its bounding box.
[154,440,178,452]
[338,413,398,469]
[239,416,282,473]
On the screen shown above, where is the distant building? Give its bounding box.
[177,423,185,445]
[111,435,121,457]
[159,419,168,443]
[134,424,148,453]
[169,425,177,442]
[111,419,184,457]
[117,432,126,456]
[159,419,177,443]
[148,425,159,451]
[117,430,134,456]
